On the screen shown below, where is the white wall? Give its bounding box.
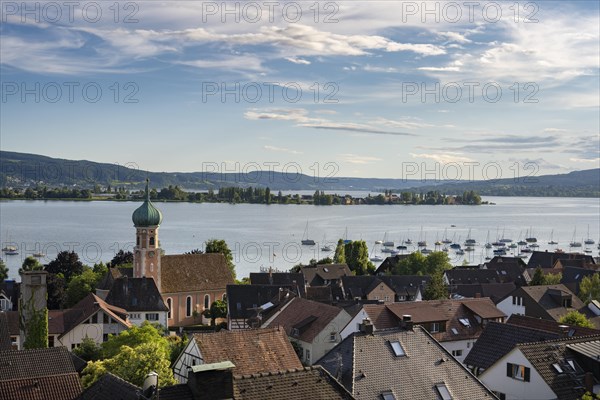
[308,311,352,365]
[340,309,370,340]
[479,348,556,400]
[172,339,201,383]
[497,296,526,319]
[58,310,128,350]
[440,339,476,364]
[128,311,168,328]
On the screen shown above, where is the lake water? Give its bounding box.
[1,196,599,280]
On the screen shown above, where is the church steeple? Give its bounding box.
[132,179,162,291]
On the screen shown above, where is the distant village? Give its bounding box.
[1,183,599,400]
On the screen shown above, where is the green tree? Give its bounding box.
[102,322,168,359]
[46,273,67,310]
[19,256,43,275]
[0,259,8,282]
[579,273,600,304]
[559,310,595,328]
[529,267,545,286]
[66,268,102,307]
[344,241,374,275]
[202,300,228,326]
[45,251,84,282]
[423,271,448,300]
[82,342,176,389]
[205,239,236,280]
[543,272,562,285]
[109,250,133,268]
[334,239,346,264]
[73,336,103,361]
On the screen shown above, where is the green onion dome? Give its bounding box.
[132,179,162,227]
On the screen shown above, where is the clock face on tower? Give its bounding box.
[148,251,155,258]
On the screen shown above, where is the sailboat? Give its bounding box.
[442,228,452,244]
[417,227,427,247]
[525,227,537,243]
[499,228,512,243]
[320,234,332,252]
[382,232,394,247]
[584,225,595,245]
[404,229,413,245]
[569,227,582,248]
[464,228,476,246]
[484,231,492,249]
[548,229,558,245]
[301,222,315,246]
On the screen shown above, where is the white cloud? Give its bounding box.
[338,154,382,165]
[284,57,311,65]
[410,152,474,163]
[264,145,303,154]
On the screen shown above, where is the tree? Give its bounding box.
[205,239,236,280]
[559,310,595,328]
[109,250,133,267]
[202,300,227,326]
[102,322,168,359]
[0,259,8,282]
[579,273,600,304]
[344,240,374,275]
[81,342,176,389]
[45,251,84,282]
[46,273,67,310]
[530,267,545,286]
[333,239,346,264]
[66,268,102,307]
[185,249,204,255]
[543,272,562,285]
[423,271,448,300]
[73,337,103,361]
[19,256,43,275]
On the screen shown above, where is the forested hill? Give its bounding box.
[0,151,598,196]
[402,169,600,197]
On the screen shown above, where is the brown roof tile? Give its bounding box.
[362,304,399,330]
[232,366,355,399]
[268,298,348,343]
[192,327,303,375]
[507,314,600,336]
[160,254,234,294]
[0,373,82,400]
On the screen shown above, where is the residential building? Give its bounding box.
[0,280,18,311]
[171,327,302,383]
[105,276,169,327]
[79,373,140,400]
[249,271,306,297]
[374,254,410,275]
[484,257,530,287]
[0,347,82,400]
[478,335,600,400]
[264,297,352,365]
[226,284,296,330]
[340,275,428,303]
[301,264,351,287]
[449,282,516,303]
[527,251,595,270]
[317,324,498,400]
[496,284,600,329]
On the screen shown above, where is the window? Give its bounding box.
[435,383,452,400]
[103,334,109,342]
[390,341,406,357]
[430,322,440,333]
[562,299,571,308]
[204,294,210,309]
[305,349,311,362]
[149,236,155,246]
[137,236,140,246]
[381,391,396,400]
[451,349,463,357]
[330,332,337,342]
[146,313,159,321]
[451,328,458,335]
[186,296,193,317]
[48,336,54,347]
[291,328,300,337]
[167,298,172,319]
[552,363,563,373]
[103,313,109,324]
[91,314,98,324]
[506,362,530,382]
[458,318,470,327]
[467,342,471,348]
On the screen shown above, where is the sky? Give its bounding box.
[1,0,599,181]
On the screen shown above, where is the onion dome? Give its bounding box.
[132,179,162,227]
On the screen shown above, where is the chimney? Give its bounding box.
[359,318,374,335]
[475,293,482,298]
[19,271,48,349]
[401,314,413,331]
[187,361,235,400]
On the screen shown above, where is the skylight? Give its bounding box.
[451,328,459,335]
[435,383,453,400]
[381,391,396,400]
[390,341,406,357]
[459,318,471,327]
[552,363,563,373]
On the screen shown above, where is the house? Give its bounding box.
[301,264,351,287]
[449,282,517,303]
[374,254,410,275]
[79,373,140,400]
[317,324,498,400]
[263,297,352,365]
[105,276,169,327]
[340,275,429,303]
[0,280,18,311]
[95,267,133,300]
[160,362,355,399]
[484,257,530,287]
[130,180,235,327]
[249,272,306,297]
[506,314,599,336]
[560,266,599,297]
[171,327,303,383]
[339,298,506,363]
[0,346,82,400]
[477,335,600,400]
[496,284,600,329]
[226,284,297,330]
[527,251,595,270]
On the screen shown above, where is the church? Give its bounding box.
[104,180,235,327]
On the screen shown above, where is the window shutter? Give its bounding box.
[506,363,513,377]
[524,367,530,382]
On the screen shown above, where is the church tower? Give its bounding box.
[132,179,163,291]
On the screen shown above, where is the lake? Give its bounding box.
[1,196,599,280]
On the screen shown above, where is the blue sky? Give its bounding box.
[1,1,598,180]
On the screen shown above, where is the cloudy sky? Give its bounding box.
[1,1,598,180]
